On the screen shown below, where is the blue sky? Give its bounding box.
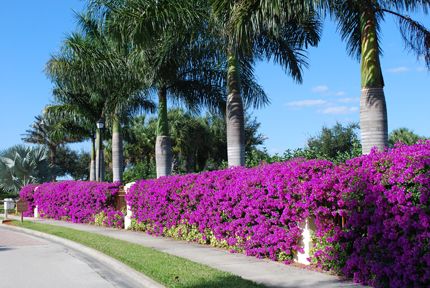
[0,1,429,154]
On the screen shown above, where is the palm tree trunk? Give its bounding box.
[112,116,123,182]
[226,50,245,167]
[155,86,172,178]
[360,8,388,154]
[90,136,96,181]
[49,145,57,181]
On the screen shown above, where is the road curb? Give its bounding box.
[1,223,165,288]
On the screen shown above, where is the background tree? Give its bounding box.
[121,108,267,181]
[245,122,362,166]
[55,147,92,180]
[306,122,361,160]
[389,127,426,147]
[22,112,81,180]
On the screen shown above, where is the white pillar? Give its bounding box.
[295,217,315,265]
[34,205,39,218]
[34,186,39,218]
[3,200,7,219]
[124,182,135,230]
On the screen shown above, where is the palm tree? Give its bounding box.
[94,1,224,177]
[74,14,154,183]
[22,112,81,181]
[319,0,430,154]
[210,0,321,166]
[0,145,51,194]
[45,88,103,181]
[47,13,154,182]
[389,127,426,146]
[93,0,273,175]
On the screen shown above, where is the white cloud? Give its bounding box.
[417,67,427,72]
[338,97,359,103]
[286,99,327,107]
[322,106,359,115]
[311,85,329,94]
[387,66,410,73]
[335,91,346,96]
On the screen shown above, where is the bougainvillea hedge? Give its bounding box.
[127,142,430,288]
[321,142,430,287]
[19,183,38,217]
[19,181,121,225]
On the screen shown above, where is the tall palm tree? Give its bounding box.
[94,0,271,175]
[210,0,321,166]
[47,13,154,182]
[74,13,154,182]
[319,0,430,153]
[95,1,225,177]
[45,88,103,181]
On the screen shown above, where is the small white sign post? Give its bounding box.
[3,198,15,220]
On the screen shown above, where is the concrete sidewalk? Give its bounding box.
[13,217,364,288]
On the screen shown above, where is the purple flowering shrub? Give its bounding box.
[18,142,430,287]
[19,181,121,224]
[128,142,430,287]
[19,183,38,217]
[95,208,125,229]
[127,159,337,262]
[318,142,430,287]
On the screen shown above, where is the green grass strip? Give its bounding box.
[10,220,264,288]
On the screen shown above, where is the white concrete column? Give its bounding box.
[34,205,39,218]
[34,186,39,218]
[124,182,135,230]
[295,217,315,265]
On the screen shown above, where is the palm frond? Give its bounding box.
[382,8,430,69]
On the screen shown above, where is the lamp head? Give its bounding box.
[96,119,105,129]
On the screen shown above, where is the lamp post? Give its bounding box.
[96,119,105,182]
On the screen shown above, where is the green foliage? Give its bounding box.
[94,211,106,226]
[306,122,361,161]
[389,128,426,147]
[122,109,266,180]
[123,161,157,182]
[56,147,91,180]
[0,145,52,194]
[246,122,362,167]
[22,112,84,180]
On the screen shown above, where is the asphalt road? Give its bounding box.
[0,225,142,288]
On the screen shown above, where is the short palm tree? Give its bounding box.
[0,145,51,193]
[389,127,426,146]
[319,0,430,153]
[22,112,81,181]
